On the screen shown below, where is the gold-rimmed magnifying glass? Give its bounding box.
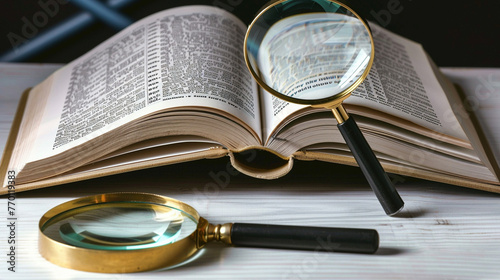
[39,192,379,273]
[244,0,404,215]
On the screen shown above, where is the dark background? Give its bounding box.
[0,0,499,67]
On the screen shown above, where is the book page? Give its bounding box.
[347,23,467,140]
[440,68,500,180]
[27,6,259,163]
[442,68,500,165]
[260,18,468,142]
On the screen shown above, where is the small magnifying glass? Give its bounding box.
[244,0,404,215]
[39,192,379,273]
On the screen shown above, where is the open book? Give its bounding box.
[1,6,499,194]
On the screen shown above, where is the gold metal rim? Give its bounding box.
[38,192,201,273]
[243,0,375,109]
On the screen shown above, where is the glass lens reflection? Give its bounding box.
[246,2,372,101]
[41,202,198,250]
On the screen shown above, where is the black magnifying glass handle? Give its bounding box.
[229,223,379,254]
[333,106,404,216]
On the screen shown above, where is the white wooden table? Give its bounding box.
[1,63,500,279]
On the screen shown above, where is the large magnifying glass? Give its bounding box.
[39,192,379,273]
[244,0,404,215]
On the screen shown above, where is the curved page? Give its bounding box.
[27,6,260,163]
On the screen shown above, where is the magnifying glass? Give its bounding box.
[244,0,404,215]
[39,192,379,273]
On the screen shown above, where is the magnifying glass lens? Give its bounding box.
[245,0,372,101]
[41,202,198,250]
[245,1,403,215]
[39,193,380,273]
